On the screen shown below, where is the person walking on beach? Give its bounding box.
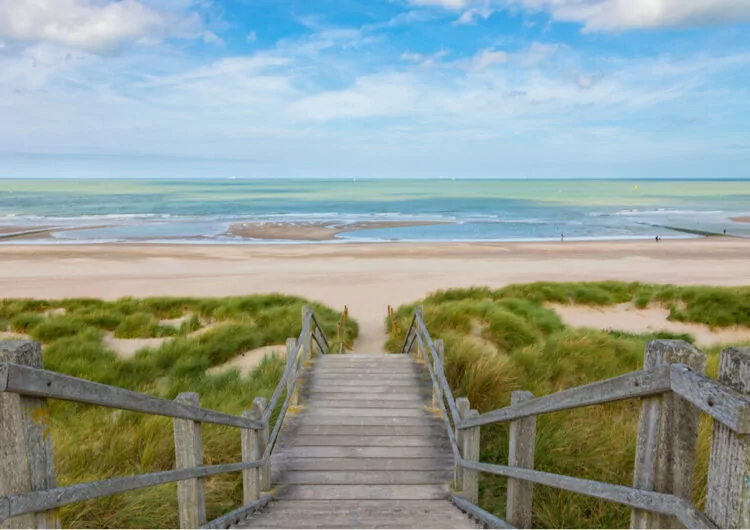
[560,232,564,241]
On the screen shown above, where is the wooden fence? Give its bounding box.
[402,306,750,529]
[0,306,330,530]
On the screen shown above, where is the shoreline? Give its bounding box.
[731,216,750,223]
[226,220,449,241]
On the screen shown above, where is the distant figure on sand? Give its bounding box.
[560,232,564,241]
[724,229,727,235]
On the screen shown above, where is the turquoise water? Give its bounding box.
[1,179,748,243]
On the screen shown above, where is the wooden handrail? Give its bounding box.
[0,307,331,528]
[402,307,750,529]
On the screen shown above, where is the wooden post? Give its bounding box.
[455,397,480,504]
[302,306,313,361]
[286,337,298,407]
[454,398,469,493]
[173,392,206,529]
[631,340,706,529]
[507,390,536,529]
[241,409,260,504]
[433,339,445,409]
[0,341,60,529]
[706,347,750,528]
[253,397,270,491]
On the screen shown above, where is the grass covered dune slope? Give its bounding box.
[0,295,357,529]
[386,282,750,529]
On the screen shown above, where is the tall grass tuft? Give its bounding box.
[0,294,354,528]
[387,281,750,528]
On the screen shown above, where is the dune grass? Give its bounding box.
[0,295,357,529]
[386,281,750,528]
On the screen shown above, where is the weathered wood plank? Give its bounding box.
[298,415,437,426]
[308,380,425,388]
[460,364,671,430]
[507,390,535,529]
[241,410,260,504]
[0,362,262,429]
[286,338,298,408]
[460,409,480,504]
[253,397,270,492]
[450,493,514,529]
[275,458,452,471]
[307,392,428,401]
[460,459,715,529]
[307,400,425,409]
[294,425,447,437]
[303,407,427,417]
[173,392,206,529]
[278,446,450,458]
[288,435,440,447]
[706,347,750,528]
[277,470,450,485]
[0,341,59,529]
[276,484,448,501]
[307,384,425,392]
[633,340,706,529]
[3,461,261,521]
[433,339,445,409]
[670,362,750,434]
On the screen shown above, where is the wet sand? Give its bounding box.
[1,238,750,353]
[227,220,447,241]
[732,217,750,223]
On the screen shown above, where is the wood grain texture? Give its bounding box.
[706,347,750,528]
[1,361,261,429]
[241,410,260,505]
[460,364,671,430]
[635,340,706,529]
[0,341,59,530]
[173,392,206,529]
[460,459,715,529]
[507,390,535,529]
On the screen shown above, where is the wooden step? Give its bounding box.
[307,392,428,401]
[306,400,425,409]
[287,435,440,447]
[277,446,450,459]
[275,484,449,501]
[275,458,452,471]
[276,470,450,485]
[293,425,447,436]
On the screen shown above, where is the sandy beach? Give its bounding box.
[2,238,750,352]
[732,217,750,223]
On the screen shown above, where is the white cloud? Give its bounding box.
[469,48,508,71]
[0,0,206,53]
[247,30,257,42]
[407,0,472,10]
[455,6,494,24]
[512,0,750,31]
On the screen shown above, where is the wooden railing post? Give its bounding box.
[0,341,60,530]
[173,392,206,529]
[455,397,469,493]
[286,337,299,407]
[706,347,750,528]
[253,397,270,491]
[433,339,445,408]
[631,340,705,529]
[302,306,313,361]
[241,409,260,505]
[507,390,536,529]
[455,397,480,504]
[414,306,424,359]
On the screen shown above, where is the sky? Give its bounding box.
[0,0,749,179]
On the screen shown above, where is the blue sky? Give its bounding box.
[1,0,749,179]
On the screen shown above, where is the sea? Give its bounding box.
[0,179,748,244]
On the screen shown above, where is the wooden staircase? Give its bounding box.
[236,353,479,529]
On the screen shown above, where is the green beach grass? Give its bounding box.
[0,295,357,528]
[386,282,750,528]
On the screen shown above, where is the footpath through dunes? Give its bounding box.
[237,353,479,529]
